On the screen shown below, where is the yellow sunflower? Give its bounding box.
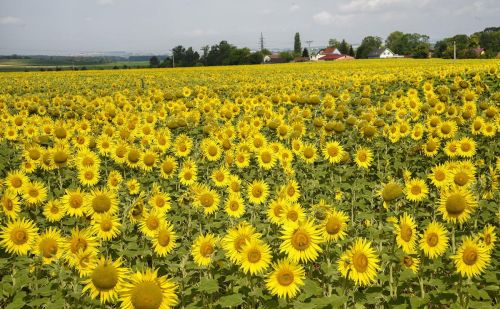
[401,255,420,274]
[267,199,287,225]
[394,212,417,254]
[338,238,380,286]
[354,147,373,169]
[419,221,449,258]
[0,218,38,255]
[22,181,48,205]
[280,220,323,263]
[321,208,349,242]
[82,257,127,304]
[85,188,118,216]
[452,237,491,278]
[322,140,344,164]
[224,194,245,218]
[265,259,305,299]
[151,222,178,257]
[192,233,218,267]
[33,227,63,264]
[192,185,220,215]
[247,180,269,204]
[405,178,429,202]
[91,213,122,241]
[1,190,21,219]
[62,188,86,218]
[239,239,272,275]
[437,186,477,224]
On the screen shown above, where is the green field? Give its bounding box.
[0,58,150,72]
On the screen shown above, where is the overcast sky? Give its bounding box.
[0,0,498,55]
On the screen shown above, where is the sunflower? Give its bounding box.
[139,209,165,238]
[239,239,272,275]
[452,237,491,278]
[267,199,287,225]
[379,182,403,208]
[279,180,300,202]
[148,188,171,213]
[91,213,121,241]
[438,186,477,224]
[247,180,269,204]
[192,233,218,267]
[280,203,306,226]
[280,220,323,263]
[22,181,48,205]
[173,134,193,157]
[422,137,440,157]
[62,188,86,218]
[265,259,305,299]
[437,120,457,139]
[338,238,380,286]
[151,222,177,257]
[405,178,429,202]
[0,218,38,256]
[401,255,420,274]
[354,147,373,169]
[451,164,475,188]
[127,179,141,195]
[477,224,496,252]
[1,190,21,219]
[234,150,251,169]
[321,208,349,242]
[43,199,67,222]
[221,222,260,264]
[192,185,220,215]
[120,269,178,309]
[458,137,476,157]
[78,166,100,187]
[178,165,197,186]
[394,213,417,254]
[85,188,118,216]
[301,143,317,164]
[211,167,230,187]
[159,156,178,179]
[419,221,449,258]
[33,227,63,264]
[107,170,123,190]
[202,138,222,162]
[82,257,128,304]
[224,194,245,218]
[428,164,452,188]
[322,140,344,164]
[65,228,98,267]
[444,140,460,157]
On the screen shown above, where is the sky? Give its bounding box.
[0,0,499,55]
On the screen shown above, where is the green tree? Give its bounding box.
[356,36,382,58]
[385,31,405,53]
[338,39,349,54]
[149,56,159,67]
[348,45,355,56]
[294,32,302,55]
[302,48,309,58]
[328,38,340,47]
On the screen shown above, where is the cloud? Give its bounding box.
[0,16,24,25]
[290,4,300,12]
[312,11,334,25]
[184,29,218,37]
[96,0,115,5]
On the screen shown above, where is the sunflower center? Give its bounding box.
[84,171,94,180]
[277,270,294,286]
[71,237,88,253]
[461,143,471,152]
[352,252,368,272]
[53,151,68,164]
[426,141,437,152]
[229,201,240,211]
[382,183,402,202]
[484,234,491,245]
[100,219,113,232]
[291,229,311,251]
[435,170,446,181]
[358,152,367,162]
[91,264,119,291]
[426,233,439,247]
[29,188,39,198]
[11,177,22,188]
[39,238,58,258]
[327,146,339,157]
[235,235,250,252]
[155,197,165,208]
[410,185,421,195]
[162,161,174,174]
[454,172,469,186]
[50,204,60,214]
[3,198,14,211]
[247,248,261,263]
[200,193,214,208]
[326,217,341,235]
[261,152,272,164]
[400,224,413,242]
[70,194,83,208]
[304,148,314,159]
[146,217,159,230]
[54,127,67,139]
[445,193,466,215]
[92,195,112,213]
[183,171,193,180]
[128,149,140,163]
[131,281,163,309]
[157,230,171,247]
[207,146,218,156]
[215,172,225,182]
[143,154,155,166]
[403,256,414,267]
[462,247,478,265]
[252,186,263,198]
[273,205,283,217]
[441,124,451,134]
[200,243,214,257]
[179,144,187,152]
[29,149,41,160]
[11,228,28,245]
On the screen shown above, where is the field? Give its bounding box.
[0,59,499,309]
[0,59,150,72]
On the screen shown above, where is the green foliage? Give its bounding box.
[356,36,383,58]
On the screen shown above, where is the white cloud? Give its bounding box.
[0,16,24,25]
[313,11,334,25]
[290,4,300,12]
[340,0,408,13]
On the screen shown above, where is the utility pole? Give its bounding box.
[306,40,313,58]
[453,41,456,60]
[171,49,175,68]
[259,32,265,51]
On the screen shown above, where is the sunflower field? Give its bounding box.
[0,59,499,309]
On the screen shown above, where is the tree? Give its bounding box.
[149,56,159,67]
[355,36,382,58]
[328,38,340,47]
[348,45,355,56]
[302,48,309,58]
[338,39,349,54]
[385,31,405,54]
[294,33,302,55]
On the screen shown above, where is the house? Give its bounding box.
[311,47,341,61]
[292,56,310,62]
[318,54,354,61]
[472,48,485,57]
[367,48,403,59]
[263,54,287,64]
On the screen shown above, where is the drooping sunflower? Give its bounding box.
[151,222,177,257]
[265,259,305,299]
[85,188,118,216]
[192,233,218,267]
[322,140,344,164]
[82,257,128,304]
[419,221,449,258]
[438,186,477,224]
[354,147,373,169]
[280,220,323,263]
[321,208,349,242]
[120,269,178,309]
[338,238,380,286]
[247,180,269,204]
[33,227,63,264]
[379,182,403,209]
[405,178,429,202]
[239,239,272,275]
[224,194,245,218]
[0,218,38,256]
[452,236,491,278]
[394,212,418,254]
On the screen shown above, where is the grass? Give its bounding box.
[0,59,150,72]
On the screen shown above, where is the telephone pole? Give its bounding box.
[453,41,456,60]
[306,40,313,57]
[259,32,265,51]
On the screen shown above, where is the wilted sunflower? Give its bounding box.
[394,213,418,254]
[0,217,38,256]
[438,186,477,224]
[120,269,178,309]
[280,220,323,263]
[82,257,127,304]
[452,237,491,278]
[419,221,449,258]
[338,238,380,286]
[239,238,272,275]
[192,233,218,267]
[265,259,305,299]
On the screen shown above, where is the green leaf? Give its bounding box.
[302,279,323,298]
[217,293,244,307]
[198,277,219,294]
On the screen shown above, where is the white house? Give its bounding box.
[367,48,404,59]
[311,47,342,61]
